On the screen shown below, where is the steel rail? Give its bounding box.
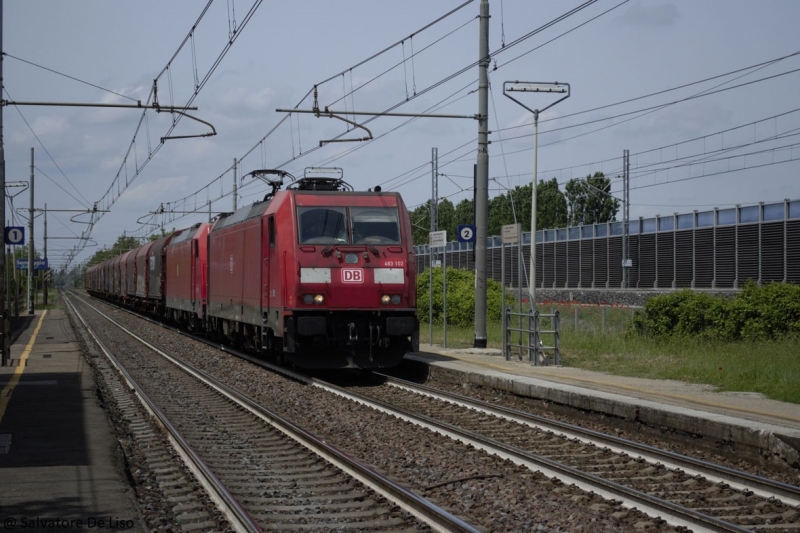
[69,292,481,533]
[63,293,262,533]
[380,374,800,507]
[313,375,757,533]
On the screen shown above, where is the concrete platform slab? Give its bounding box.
[0,309,144,531]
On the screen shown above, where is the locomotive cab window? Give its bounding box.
[298,207,347,244]
[351,207,401,245]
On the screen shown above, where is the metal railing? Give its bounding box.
[503,308,560,366]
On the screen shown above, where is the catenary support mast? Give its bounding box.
[473,0,489,348]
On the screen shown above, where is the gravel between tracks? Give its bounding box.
[73,298,695,533]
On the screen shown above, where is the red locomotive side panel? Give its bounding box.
[164,223,210,325]
[207,203,269,327]
[241,217,264,325]
[193,223,209,312]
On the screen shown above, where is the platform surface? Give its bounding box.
[0,309,143,532]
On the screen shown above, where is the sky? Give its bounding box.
[4,0,799,271]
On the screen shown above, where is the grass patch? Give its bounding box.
[420,317,800,404]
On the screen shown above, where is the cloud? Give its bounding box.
[10,114,69,144]
[612,100,732,140]
[620,2,679,27]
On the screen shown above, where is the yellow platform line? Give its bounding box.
[0,311,48,424]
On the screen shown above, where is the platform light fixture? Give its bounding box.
[503,81,570,312]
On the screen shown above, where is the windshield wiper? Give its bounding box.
[321,237,345,256]
[351,227,380,256]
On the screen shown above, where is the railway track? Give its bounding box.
[64,293,478,532]
[69,291,800,531]
[315,373,800,532]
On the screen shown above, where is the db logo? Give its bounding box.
[342,268,364,283]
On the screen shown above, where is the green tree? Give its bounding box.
[487,178,567,234]
[86,235,142,268]
[437,198,457,239]
[454,198,473,227]
[536,177,568,229]
[409,202,431,246]
[410,177,569,246]
[564,172,619,226]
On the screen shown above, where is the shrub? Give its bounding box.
[632,282,800,341]
[417,267,515,326]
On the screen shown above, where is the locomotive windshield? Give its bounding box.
[297,206,401,245]
[298,207,347,244]
[351,207,401,245]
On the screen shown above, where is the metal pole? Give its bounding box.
[443,245,447,348]
[4,242,8,317]
[429,148,438,347]
[529,112,539,310]
[232,158,238,211]
[43,203,47,306]
[473,0,489,348]
[429,247,433,346]
[501,242,506,359]
[431,148,438,237]
[517,240,521,356]
[28,148,34,314]
[0,0,5,318]
[0,0,8,367]
[622,149,630,288]
[12,241,17,317]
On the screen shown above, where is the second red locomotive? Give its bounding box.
[85,170,419,369]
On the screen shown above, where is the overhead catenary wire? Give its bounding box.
[128,0,607,237]
[63,0,268,267]
[386,62,800,197]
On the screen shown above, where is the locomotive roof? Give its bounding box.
[211,200,270,232]
[168,222,202,246]
[210,189,403,233]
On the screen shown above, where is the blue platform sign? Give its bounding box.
[4,226,25,245]
[15,258,48,270]
[457,224,476,243]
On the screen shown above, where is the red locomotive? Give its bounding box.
[85,170,419,369]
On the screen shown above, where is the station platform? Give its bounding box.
[408,345,800,468]
[0,309,143,531]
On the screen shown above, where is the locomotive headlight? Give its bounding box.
[381,295,391,305]
[313,294,325,305]
[303,294,313,305]
[381,295,402,305]
[391,295,401,305]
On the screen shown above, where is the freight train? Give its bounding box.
[85,170,419,369]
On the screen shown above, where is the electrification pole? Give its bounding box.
[0,0,7,365]
[430,147,438,346]
[28,148,34,314]
[473,0,489,348]
[43,203,47,306]
[622,149,630,288]
[233,158,238,211]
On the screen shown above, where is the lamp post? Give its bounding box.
[503,81,570,310]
